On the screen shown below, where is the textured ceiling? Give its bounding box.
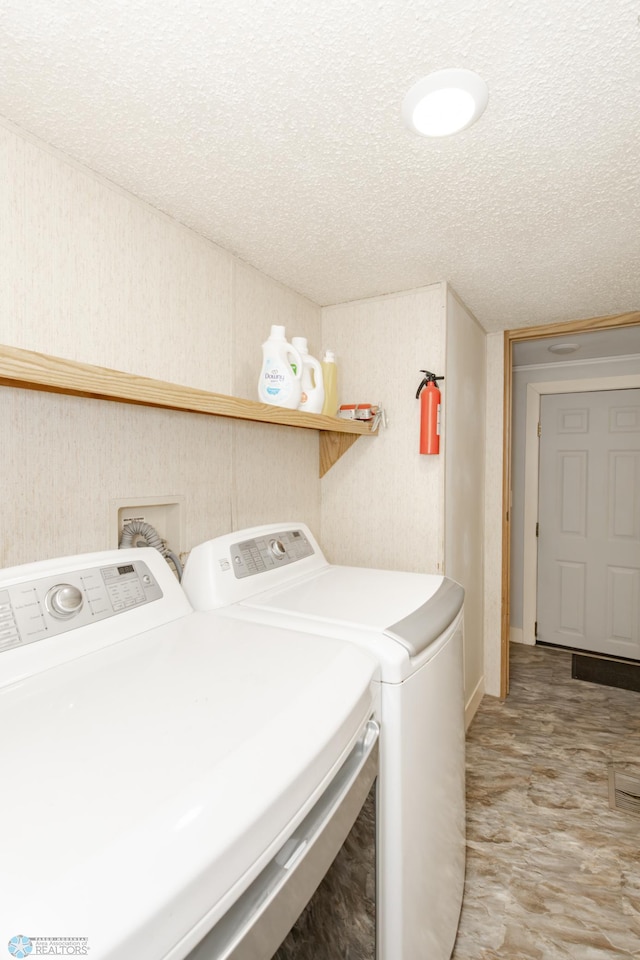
[1,0,639,331]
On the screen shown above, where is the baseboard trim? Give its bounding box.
[465,675,485,731]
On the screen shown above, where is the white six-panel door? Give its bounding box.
[536,389,640,658]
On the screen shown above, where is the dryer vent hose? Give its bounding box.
[119,520,183,581]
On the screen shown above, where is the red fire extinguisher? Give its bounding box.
[416,370,444,454]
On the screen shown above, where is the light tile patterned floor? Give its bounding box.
[452,643,640,960]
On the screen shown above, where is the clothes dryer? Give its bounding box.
[182,523,466,960]
[0,547,379,960]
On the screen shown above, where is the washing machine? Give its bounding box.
[182,522,466,960]
[0,546,380,960]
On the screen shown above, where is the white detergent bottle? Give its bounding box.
[257,325,303,409]
[321,350,338,416]
[291,337,325,414]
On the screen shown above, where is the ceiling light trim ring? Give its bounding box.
[402,68,489,138]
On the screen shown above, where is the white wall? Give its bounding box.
[444,287,486,717]
[320,285,446,572]
[0,119,322,567]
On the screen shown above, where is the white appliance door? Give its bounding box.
[537,389,640,657]
[187,720,379,960]
[0,613,378,960]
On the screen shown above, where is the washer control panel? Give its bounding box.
[230,529,314,579]
[0,560,162,654]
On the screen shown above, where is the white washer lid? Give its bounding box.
[0,611,378,960]
[234,566,463,678]
[243,565,446,630]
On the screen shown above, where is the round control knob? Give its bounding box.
[46,583,84,619]
[269,538,287,558]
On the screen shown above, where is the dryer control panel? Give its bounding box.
[231,529,314,579]
[0,560,162,653]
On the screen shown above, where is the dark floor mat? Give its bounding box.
[572,653,640,693]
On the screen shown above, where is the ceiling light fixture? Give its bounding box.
[402,68,489,137]
[547,342,580,355]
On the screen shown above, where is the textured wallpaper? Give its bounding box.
[320,285,446,573]
[445,288,487,706]
[0,388,233,567]
[1,120,322,566]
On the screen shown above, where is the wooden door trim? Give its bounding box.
[500,310,640,698]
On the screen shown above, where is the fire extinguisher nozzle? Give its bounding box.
[415,371,444,398]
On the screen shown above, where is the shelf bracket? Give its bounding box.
[319,431,360,477]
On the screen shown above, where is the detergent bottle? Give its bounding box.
[291,337,325,414]
[321,350,338,416]
[257,325,303,409]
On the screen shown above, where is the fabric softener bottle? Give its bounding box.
[258,325,303,409]
[291,337,325,414]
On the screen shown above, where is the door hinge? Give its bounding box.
[537,421,541,438]
[534,620,538,638]
[536,522,539,537]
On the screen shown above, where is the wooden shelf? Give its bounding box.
[0,344,377,475]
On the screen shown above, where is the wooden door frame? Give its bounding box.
[500,309,640,698]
